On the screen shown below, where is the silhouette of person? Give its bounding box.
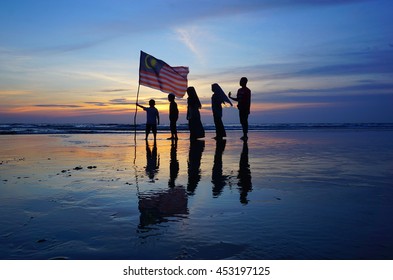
[168,140,179,188]
[187,140,205,195]
[212,139,227,197]
[167,93,178,140]
[137,99,160,141]
[186,86,205,141]
[211,83,232,140]
[145,140,160,182]
[238,140,252,204]
[229,77,251,140]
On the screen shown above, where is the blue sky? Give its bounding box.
[1,0,392,124]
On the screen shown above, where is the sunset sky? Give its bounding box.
[1,0,392,124]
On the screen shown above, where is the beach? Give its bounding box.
[1,129,393,260]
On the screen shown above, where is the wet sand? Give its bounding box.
[1,130,393,259]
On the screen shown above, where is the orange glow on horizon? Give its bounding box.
[1,100,333,122]
[251,102,332,112]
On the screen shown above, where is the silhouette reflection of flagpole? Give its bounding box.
[133,135,140,197]
[238,140,252,204]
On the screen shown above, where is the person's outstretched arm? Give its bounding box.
[136,103,146,109]
[228,92,238,101]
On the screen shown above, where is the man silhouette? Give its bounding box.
[229,77,251,140]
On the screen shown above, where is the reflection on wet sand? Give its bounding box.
[138,139,187,230]
[137,137,252,231]
[138,187,188,229]
[3,131,391,259]
[212,139,229,197]
[145,140,159,182]
[168,140,179,188]
[187,140,205,195]
[238,141,252,204]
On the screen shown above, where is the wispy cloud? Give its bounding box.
[0,90,32,96]
[61,70,132,86]
[109,98,135,105]
[253,102,332,112]
[203,46,393,83]
[34,104,82,108]
[175,27,206,62]
[84,101,107,107]
[100,89,129,93]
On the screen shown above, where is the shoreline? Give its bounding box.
[1,122,393,135]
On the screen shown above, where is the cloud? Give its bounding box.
[252,102,332,112]
[285,61,393,78]
[0,90,32,96]
[1,0,370,60]
[84,102,107,107]
[34,104,82,108]
[165,0,369,20]
[100,89,129,93]
[109,98,135,105]
[82,0,370,45]
[61,70,132,86]
[206,46,393,83]
[31,37,114,55]
[175,27,206,61]
[261,81,393,98]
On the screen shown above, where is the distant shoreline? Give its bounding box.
[1,123,393,135]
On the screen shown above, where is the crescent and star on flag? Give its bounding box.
[144,54,157,70]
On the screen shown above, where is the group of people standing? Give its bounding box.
[137,77,251,141]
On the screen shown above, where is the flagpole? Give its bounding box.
[134,83,141,141]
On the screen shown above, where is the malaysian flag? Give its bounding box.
[139,51,189,98]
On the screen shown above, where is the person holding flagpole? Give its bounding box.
[135,51,189,140]
[136,99,160,142]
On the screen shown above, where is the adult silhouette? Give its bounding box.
[186,86,205,140]
[211,83,232,140]
[229,77,251,140]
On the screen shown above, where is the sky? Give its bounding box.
[1,0,393,124]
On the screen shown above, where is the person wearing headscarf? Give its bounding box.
[211,83,232,140]
[186,86,205,140]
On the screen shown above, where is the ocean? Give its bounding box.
[1,122,392,134]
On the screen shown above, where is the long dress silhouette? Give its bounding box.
[186,86,205,140]
[211,83,232,139]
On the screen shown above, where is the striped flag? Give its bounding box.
[139,51,189,98]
